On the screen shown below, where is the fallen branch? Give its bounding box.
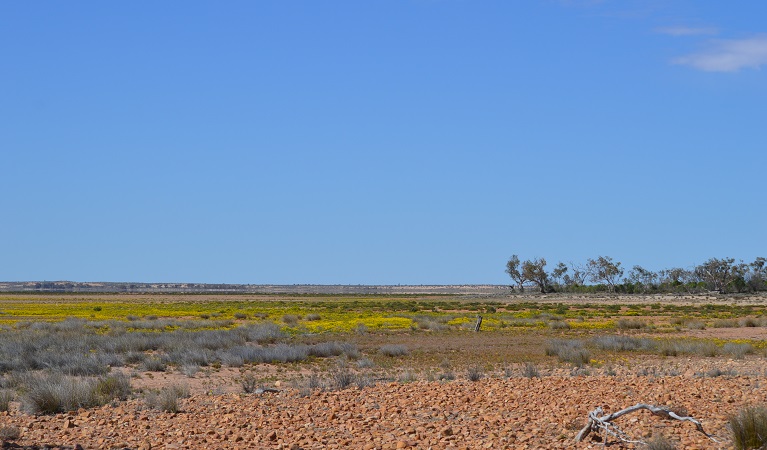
[575,403,720,444]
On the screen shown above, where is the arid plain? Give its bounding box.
[1,292,766,449]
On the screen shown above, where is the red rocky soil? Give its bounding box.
[2,375,764,450]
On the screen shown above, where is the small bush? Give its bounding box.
[548,320,570,330]
[729,405,767,450]
[21,375,102,414]
[398,369,418,383]
[467,366,484,382]
[522,362,540,378]
[546,339,590,367]
[616,318,645,330]
[686,320,706,330]
[0,389,13,412]
[146,384,189,412]
[592,335,655,352]
[241,374,258,394]
[140,358,166,372]
[282,314,300,326]
[331,370,355,390]
[356,358,374,369]
[379,345,408,357]
[739,317,759,328]
[438,371,455,381]
[305,313,321,321]
[233,313,247,320]
[713,318,739,328]
[355,375,374,389]
[705,367,737,378]
[723,342,754,359]
[95,373,131,401]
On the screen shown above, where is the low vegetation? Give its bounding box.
[729,405,767,450]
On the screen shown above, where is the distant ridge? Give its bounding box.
[0,281,512,295]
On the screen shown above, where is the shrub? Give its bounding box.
[412,316,448,331]
[233,313,248,320]
[739,317,759,328]
[379,345,408,357]
[545,339,591,367]
[146,384,189,412]
[686,320,706,330]
[140,358,166,372]
[331,370,355,390]
[356,358,374,369]
[713,318,739,328]
[705,367,736,378]
[438,371,455,381]
[398,369,417,383]
[616,318,645,330]
[240,322,285,343]
[730,405,767,450]
[548,320,570,330]
[467,366,484,382]
[241,374,258,394]
[21,375,102,414]
[282,314,300,326]
[592,335,655,352]
[0,389,13,412]
[305,313,321,321]
[522,362,540,378]
[355,375,374,389]
[95,373,131,401]
[723,342,754,359]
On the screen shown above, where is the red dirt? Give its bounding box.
[2,374,762,449]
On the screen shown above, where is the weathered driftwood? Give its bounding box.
[575,403,720,444]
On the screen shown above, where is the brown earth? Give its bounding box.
[2,371,765,450]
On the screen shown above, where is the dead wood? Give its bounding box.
[574,403,720,444]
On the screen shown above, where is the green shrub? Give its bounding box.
[0,389,13,412]
[467,366,484,382]
[21,375,102,414]
[95,373,131,401]
[616,318,645,330]
[545,339,590,367]
[730,405,767,450]
[522,362,540,378]
[379,344,408,357]
[282,314,300,326]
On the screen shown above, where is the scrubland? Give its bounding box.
[1,292,767,449]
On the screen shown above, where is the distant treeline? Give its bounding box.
[506,255,767,294]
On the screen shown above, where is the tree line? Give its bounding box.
[505,255,767,294]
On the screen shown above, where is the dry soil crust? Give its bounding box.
[3,376,764,450]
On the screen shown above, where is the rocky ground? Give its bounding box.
[2,373,764,450]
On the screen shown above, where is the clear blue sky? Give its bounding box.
[2,1,765,284]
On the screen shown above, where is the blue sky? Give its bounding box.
[2,1,765,284]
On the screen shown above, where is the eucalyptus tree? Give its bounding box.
[522,258,551,293]
[587,256,624,292]
[505,255,527,291]
[694,257,743,293]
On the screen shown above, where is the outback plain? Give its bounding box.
[1,291,767,449]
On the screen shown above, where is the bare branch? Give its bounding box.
[575,403,720,444]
